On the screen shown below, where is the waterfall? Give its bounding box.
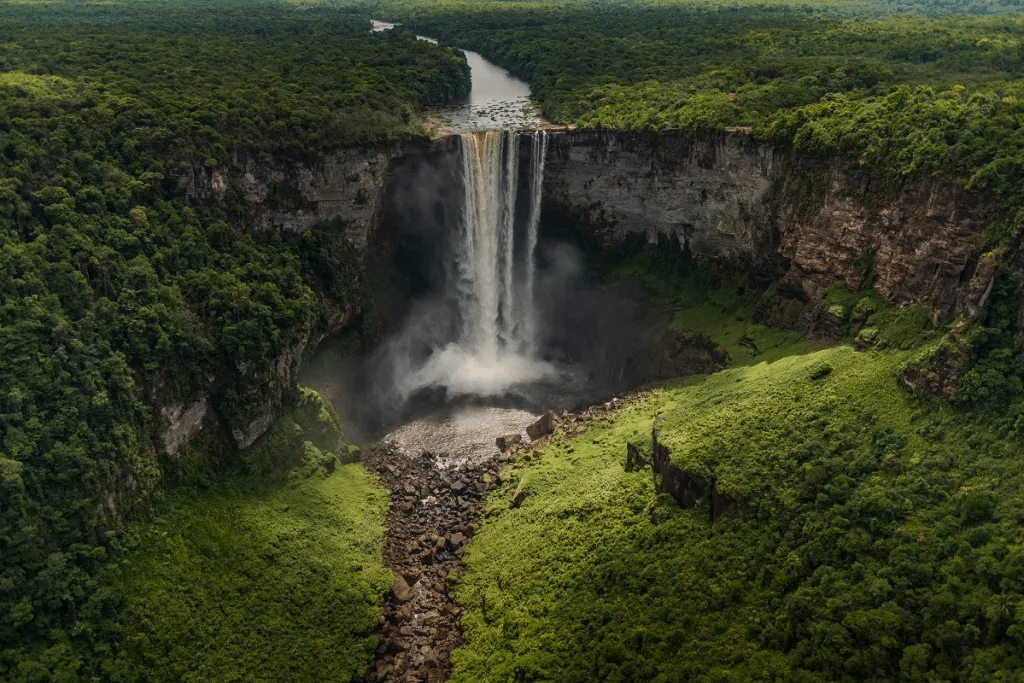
[454,130,548,363]
[402,129,552,399]
[519,129,547,356]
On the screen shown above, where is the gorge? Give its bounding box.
[170,125,998,453]
[212,115,1002,683]
[7,3,1024,680]
[184,111,1005,680]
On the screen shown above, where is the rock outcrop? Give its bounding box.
[159,397,209,458]
[179,145,404,252]
[774,162,994,322]
[543,129,996,321]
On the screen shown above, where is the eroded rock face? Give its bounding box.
[544,129,996,321]
[230,335,309,449]
[166,129,1000,474]
[179,146,403,252]
[775,165,994,322]
[544,130,781,265]
[185,130,998,329]
[159,397,209,458]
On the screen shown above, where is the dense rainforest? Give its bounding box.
[0,2,468,679]
[374,0,1024,233]
[3,0,1024,681]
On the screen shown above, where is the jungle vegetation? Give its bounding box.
[451,246,1024,681]
[0,1,467,679]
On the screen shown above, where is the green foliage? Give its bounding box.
[0,2,467,675]
[599,234,814,365]
[821,282,934,349]
[376,0,1024,232]
[452,342,1024,681]
[956,268,1024,410]
[110,462,390,683]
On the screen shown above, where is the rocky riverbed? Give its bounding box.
[359,407,539,682]
[359,398,634,682]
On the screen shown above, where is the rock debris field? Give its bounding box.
[359,399,631,682]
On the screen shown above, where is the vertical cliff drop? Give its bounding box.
[400,130,553,402]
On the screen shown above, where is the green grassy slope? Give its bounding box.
[451,336,1024,681]
[111,463,389,683]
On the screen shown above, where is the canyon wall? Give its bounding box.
[543,130,782,264]
[190,131,995,327]
[179,145,406,252]
[543,129,996,322]
[162,139,450,456]
[163,129,998,456]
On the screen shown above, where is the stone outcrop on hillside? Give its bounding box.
[774,164,994,323]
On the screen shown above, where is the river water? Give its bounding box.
[371,19,544,132]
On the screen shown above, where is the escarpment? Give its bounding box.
[542,129,996,322]
[162,129,998,457]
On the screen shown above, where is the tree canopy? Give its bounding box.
[0,2,468,679]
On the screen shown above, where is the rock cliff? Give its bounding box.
[163,147,407,457]
[543,130,782,264]
[161,129,1000,455]
[178,146,404,251]
[543,129,996,321]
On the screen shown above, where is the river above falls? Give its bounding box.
[371,19,545,132]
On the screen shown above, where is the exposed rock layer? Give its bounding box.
[543,130,996,321]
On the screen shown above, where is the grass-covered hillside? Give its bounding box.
[112,461,389,682]
[0,1,467,678]
[451,270,1024,681]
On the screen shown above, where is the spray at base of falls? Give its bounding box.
[400,130,553,400]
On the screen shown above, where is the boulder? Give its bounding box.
[526,411,556,441]
[496,433,522,451]
[391,571,414,603]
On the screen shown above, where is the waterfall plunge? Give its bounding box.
[401,130,552,400]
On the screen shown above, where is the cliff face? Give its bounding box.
[162,130,998,456]
[179,146,404,251]
[774,166,994,322]
[544,130,782,264]
[192,131,993,326]
[543,129,996,321]
[162,148,405,457]
[161,140,446,457]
